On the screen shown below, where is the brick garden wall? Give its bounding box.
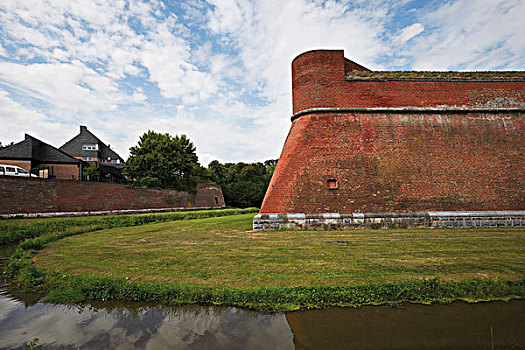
[260,50,525,214]
[0,177,225,214]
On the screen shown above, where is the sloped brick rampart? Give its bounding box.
[260,50,525,215]
[0,177,225,215]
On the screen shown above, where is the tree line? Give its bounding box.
[125,130,277,208]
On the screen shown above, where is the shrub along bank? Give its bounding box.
[0,208,258,244]
[3,213,525,311]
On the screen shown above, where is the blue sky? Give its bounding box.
[0,0,524,165]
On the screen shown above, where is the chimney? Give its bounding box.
[80,125,87,133]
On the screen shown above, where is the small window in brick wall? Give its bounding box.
[327,179,338,190]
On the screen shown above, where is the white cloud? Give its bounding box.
[396,23,424,43]
[0,89,72,145]
[0,61,124,112]
[407,0,525,70]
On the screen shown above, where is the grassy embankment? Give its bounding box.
[4,213,525,311]
[0,208,258,244]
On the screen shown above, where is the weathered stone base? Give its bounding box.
[253,211,525,230]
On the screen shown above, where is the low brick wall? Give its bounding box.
[0,177,225,216]
[253,211,525,230]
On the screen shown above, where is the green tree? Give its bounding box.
[125,130,199,190]
[207,160,277,208]
[83,163,100,181]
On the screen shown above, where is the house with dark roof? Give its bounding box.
[0,134,84,180]
[60,126,125,182]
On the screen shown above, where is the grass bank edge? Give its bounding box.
[3,208,258,294]
[5,221,525,311]
[14,268,525,312]
[0,207,259,244]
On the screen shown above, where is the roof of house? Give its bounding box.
[60,125,123,161]
[0,134,81,164]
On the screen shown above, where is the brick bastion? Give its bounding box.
[0,177,225,217]
[254,49,525,229]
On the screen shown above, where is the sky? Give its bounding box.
[0,0,524,166]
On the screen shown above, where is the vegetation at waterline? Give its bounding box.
[0,208,259,244]
[4,213,524,311]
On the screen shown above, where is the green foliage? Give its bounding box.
[125,130,199,190]
[31,274,525,311]
[0,208,259,244]
[207,160,277,208]
[138,175,162,188]
[83,163,100,181]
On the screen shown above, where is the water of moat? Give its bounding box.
[1,244,524,350]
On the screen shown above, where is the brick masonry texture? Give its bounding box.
[260,50,525,214]
[0,177,225,215]
[292,50,525,114]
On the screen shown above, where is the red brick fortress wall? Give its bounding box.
[0,177,225,215]
[292,50,525,113]
[261,112,524,213]
[260,50,525,214]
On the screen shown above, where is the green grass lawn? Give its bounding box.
[35,214,525,288]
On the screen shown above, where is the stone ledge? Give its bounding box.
[291,107,525,121]
[0,205,226,219]
[253,211,525,230]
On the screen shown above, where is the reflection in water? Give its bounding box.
[0,243,293,350]
[0,294,294,350]
[287,301,525,350]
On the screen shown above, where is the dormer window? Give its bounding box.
[82,144,98,151]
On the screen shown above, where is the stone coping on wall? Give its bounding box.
[345,71,525,81]
[0,205,226,219]
[253,211,525,230]
[291,107,525,121]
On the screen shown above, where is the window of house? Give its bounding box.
[82,156,93,161]
[327,179,338,190]
[214,196,219,205]
[82,144,98,150]
[111,159,120,164]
